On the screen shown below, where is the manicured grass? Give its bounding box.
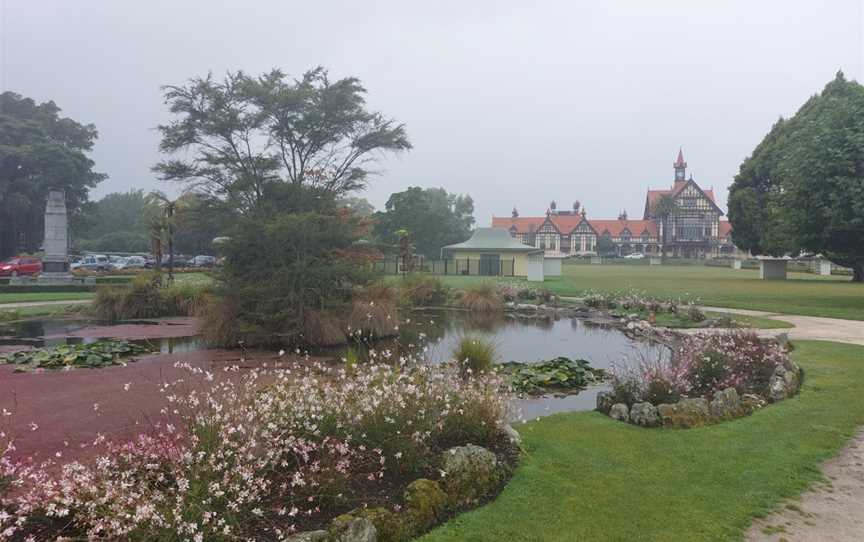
[423,341,864,541]
[0,303,88,321]
[433,264,863,320]
[0,291,95,304]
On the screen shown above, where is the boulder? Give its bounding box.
[286,531,328,542]
[768,359,802,401]
[346,507,408,542]
[329,516,377,542]
[404,478,448,532]
[595,391,616,414]
[440,444,499,506]
[609,403,630,422]
[629,402,660,427]
[709,388,744,420]
[657,398,710,428]
[741,393,767,413]
[502,424,522,447]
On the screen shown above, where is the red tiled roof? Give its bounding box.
[492,216,657,237]
[645,182,717,214]
[589,219,657,237]
[719,220,733,237]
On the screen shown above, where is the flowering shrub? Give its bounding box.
[497,283,554,304]
[610,331,790,406]
[0,359,512,540]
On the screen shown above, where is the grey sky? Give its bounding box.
[2,0,862,223]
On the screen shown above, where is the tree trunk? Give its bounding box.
[853,262,864,283]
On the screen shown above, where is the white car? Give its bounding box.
[114,255,147,269]
[71,254,112,271]
[624,253,645,259]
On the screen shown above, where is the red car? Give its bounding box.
[0,257,43,277]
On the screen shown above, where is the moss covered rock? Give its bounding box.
[657,398,710,428]
[349,507,409,542]
[440,444,499,506]
[329,514,378,542]
[404,478,449,533]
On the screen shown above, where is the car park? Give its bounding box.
[114,255,147,269]
[624,253,645,259]
[191,255,217,267]
[71,254,112,272]
[0,257,43,277]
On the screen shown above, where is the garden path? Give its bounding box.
[745,427,864,541]
[697,306,864,346]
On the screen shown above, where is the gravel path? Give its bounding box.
[745,428,864,541]
[697,306,864,346]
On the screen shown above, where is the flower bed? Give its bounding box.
[0,359,518,541]
[597,331,802,428]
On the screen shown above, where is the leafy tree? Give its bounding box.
[729,71,864,281]
[172,192,228,255]
[596,235,617,257]
[373,187,475,259]
[154,68,411,211]
[338,196,375,218]
[0,92,105,259]
[73,190,149,253]
[208,184,373,346]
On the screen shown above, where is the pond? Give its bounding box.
[1,311,668,418]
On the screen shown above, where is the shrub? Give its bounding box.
[686,304,706,323]
[453,335,497,377]
[0,360,512,540]
[91,272,209,321]
[456,282,503,312]
[399,274,449,307]
[303,309,349,347]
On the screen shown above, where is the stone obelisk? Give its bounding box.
[38,189,73,283]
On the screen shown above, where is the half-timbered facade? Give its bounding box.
[492,150,739,258]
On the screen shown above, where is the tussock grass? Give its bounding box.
[348,285,399,339]
[399,274,450,307]
[452,335,497,377]
[92,273,210,321]
[455,282,503,312]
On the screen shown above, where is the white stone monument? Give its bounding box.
[38,190,74,284]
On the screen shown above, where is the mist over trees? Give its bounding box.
[0,92,105,260]
[728,71,864,281]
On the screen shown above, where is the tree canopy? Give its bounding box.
[373,187,475,259]
[0,92,105,260]
[728,71,864,281]
[154,68,411,211]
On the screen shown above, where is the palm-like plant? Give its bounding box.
[653,194,677,258]
[145,191,182,284]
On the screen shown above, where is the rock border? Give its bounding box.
[596,359,803,429]
[287,429,521,542]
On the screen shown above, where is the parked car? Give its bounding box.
[114,255,147,269]
[71,254,112,272]
[0,257,42,277]
[161,255,190,267]
[624,253,645,259]
[191,255,217,267]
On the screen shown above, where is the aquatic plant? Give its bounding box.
[499,357,606,395]
[398,274,450,307]
[455,282,503,312]
[0,340,151,371]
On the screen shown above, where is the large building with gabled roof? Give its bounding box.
[492,150,738,258]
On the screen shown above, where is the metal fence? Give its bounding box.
[373,258,516,277]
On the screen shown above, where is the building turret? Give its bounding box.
[512,206,519,218]
[674,148,687,182]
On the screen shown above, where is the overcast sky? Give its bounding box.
[1,0,862,223]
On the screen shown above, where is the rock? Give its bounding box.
[657,398,710,428]
[595,391,616,414]
[329,515,377,542]
[741,393,767,413]
[515,303,536,311]
[768,359,802,401]
[404,478,448,532]
[629,402,660,427]
[709,387,744,420]
[286,531,328,542]
[440,444,499,505]
[347,507,408,542]
[609,403,630,422]
[502,424,522,447]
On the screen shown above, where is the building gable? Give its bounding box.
[673,179,724,215]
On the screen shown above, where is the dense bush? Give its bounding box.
[0,360,512,540]
[610,331,790,406]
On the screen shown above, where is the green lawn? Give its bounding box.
[0,291,95,305]
[642,310,794,330]
[423,341,864,541]
[432,264,864,320]
[0,302,88,321]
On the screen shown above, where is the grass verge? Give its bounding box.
[0,291,95,304]
[422,341,864,541]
